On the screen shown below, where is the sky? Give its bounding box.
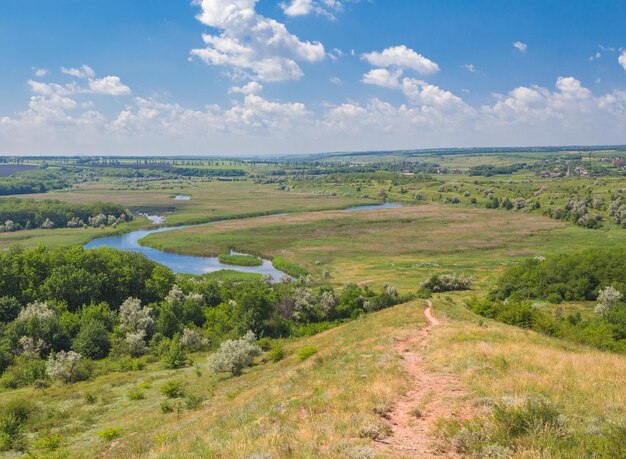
[1,0,626,156]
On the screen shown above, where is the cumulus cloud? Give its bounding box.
[361,68,402,89]
[3,70,626,155]
[362,45,439,74]
[619,51,626,72]
[513,41,527,53]
[281,0,342,18]
[229,81,263,94]
[33,68,48,77]
[191,0,325,82]
[61,65,96,78]
[88,76,131,96]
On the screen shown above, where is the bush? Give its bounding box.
[160,380,185,398]
[268,345,285,362]
[161,339,190,369]
[297,345,318,361]
[97,427,122,441]
[160,400,174,414]
[0,414,23,452]
[46,351,91,383]
[0,357,47,389]
[208,331,261,376]
[179,327,209,352]
[422,273,473,292]
[127,387,145,401]
[83,392,97,404]
[184,394,204,411]
[0,399,33,452]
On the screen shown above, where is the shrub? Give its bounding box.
[161,339,190,369]
[34,433,64,452]
[83,392,97,404]
[97,427,122,441]
[0,399,32,452]
[422,273,473,292]
[179,327,209,352]
[0,414,23,452]
[0,357,47,389]
[160,380,185,398]
[208,331,261,376]
[160,400,174,414]
[297,345,318,361]
[268,345,285,362]
[45,351,83,383]
[184,394,204,411]
[127,387,145,401]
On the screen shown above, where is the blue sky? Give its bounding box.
[1,0,625,155]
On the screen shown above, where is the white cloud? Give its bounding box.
[329,76,342,85]
[282,0,314,16]
[362,45,439,74]
[33,68,48,77]
[619,51,626,72]
[191,0,325,82]
[229,81,263,94]
[513,41,527,53]
[463,64,476,73]
[29,65,131,97]
[3,71,626,155]
[88,76,131,96]
[361,68,402,89]
[281,0,342,18]
[61,65,96,78]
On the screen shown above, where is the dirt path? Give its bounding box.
[376,301,468,458]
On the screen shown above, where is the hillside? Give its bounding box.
[2,298,624,458]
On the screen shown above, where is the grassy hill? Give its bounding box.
[2,297,624,458]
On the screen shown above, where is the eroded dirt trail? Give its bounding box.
[377,301,469,458]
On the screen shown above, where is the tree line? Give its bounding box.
[0,198,131,232]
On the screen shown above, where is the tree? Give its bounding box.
[0,296,20,323]
[119,297,154,334]
[208,331,261,376]
[595,286,623,314]
[72,320,110,359]
[46,351,82,383]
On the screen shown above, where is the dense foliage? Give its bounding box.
[0,245,408,388]
[0,198,130,232]
[467,250,626,353]
[0,169,69,196]
[490,249,626,303]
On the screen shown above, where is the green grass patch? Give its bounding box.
[217,253,263,266]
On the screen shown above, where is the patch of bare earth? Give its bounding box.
[376,301,471,458]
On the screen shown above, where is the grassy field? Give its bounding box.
[0,181,373,250]
[141,203,626,290]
